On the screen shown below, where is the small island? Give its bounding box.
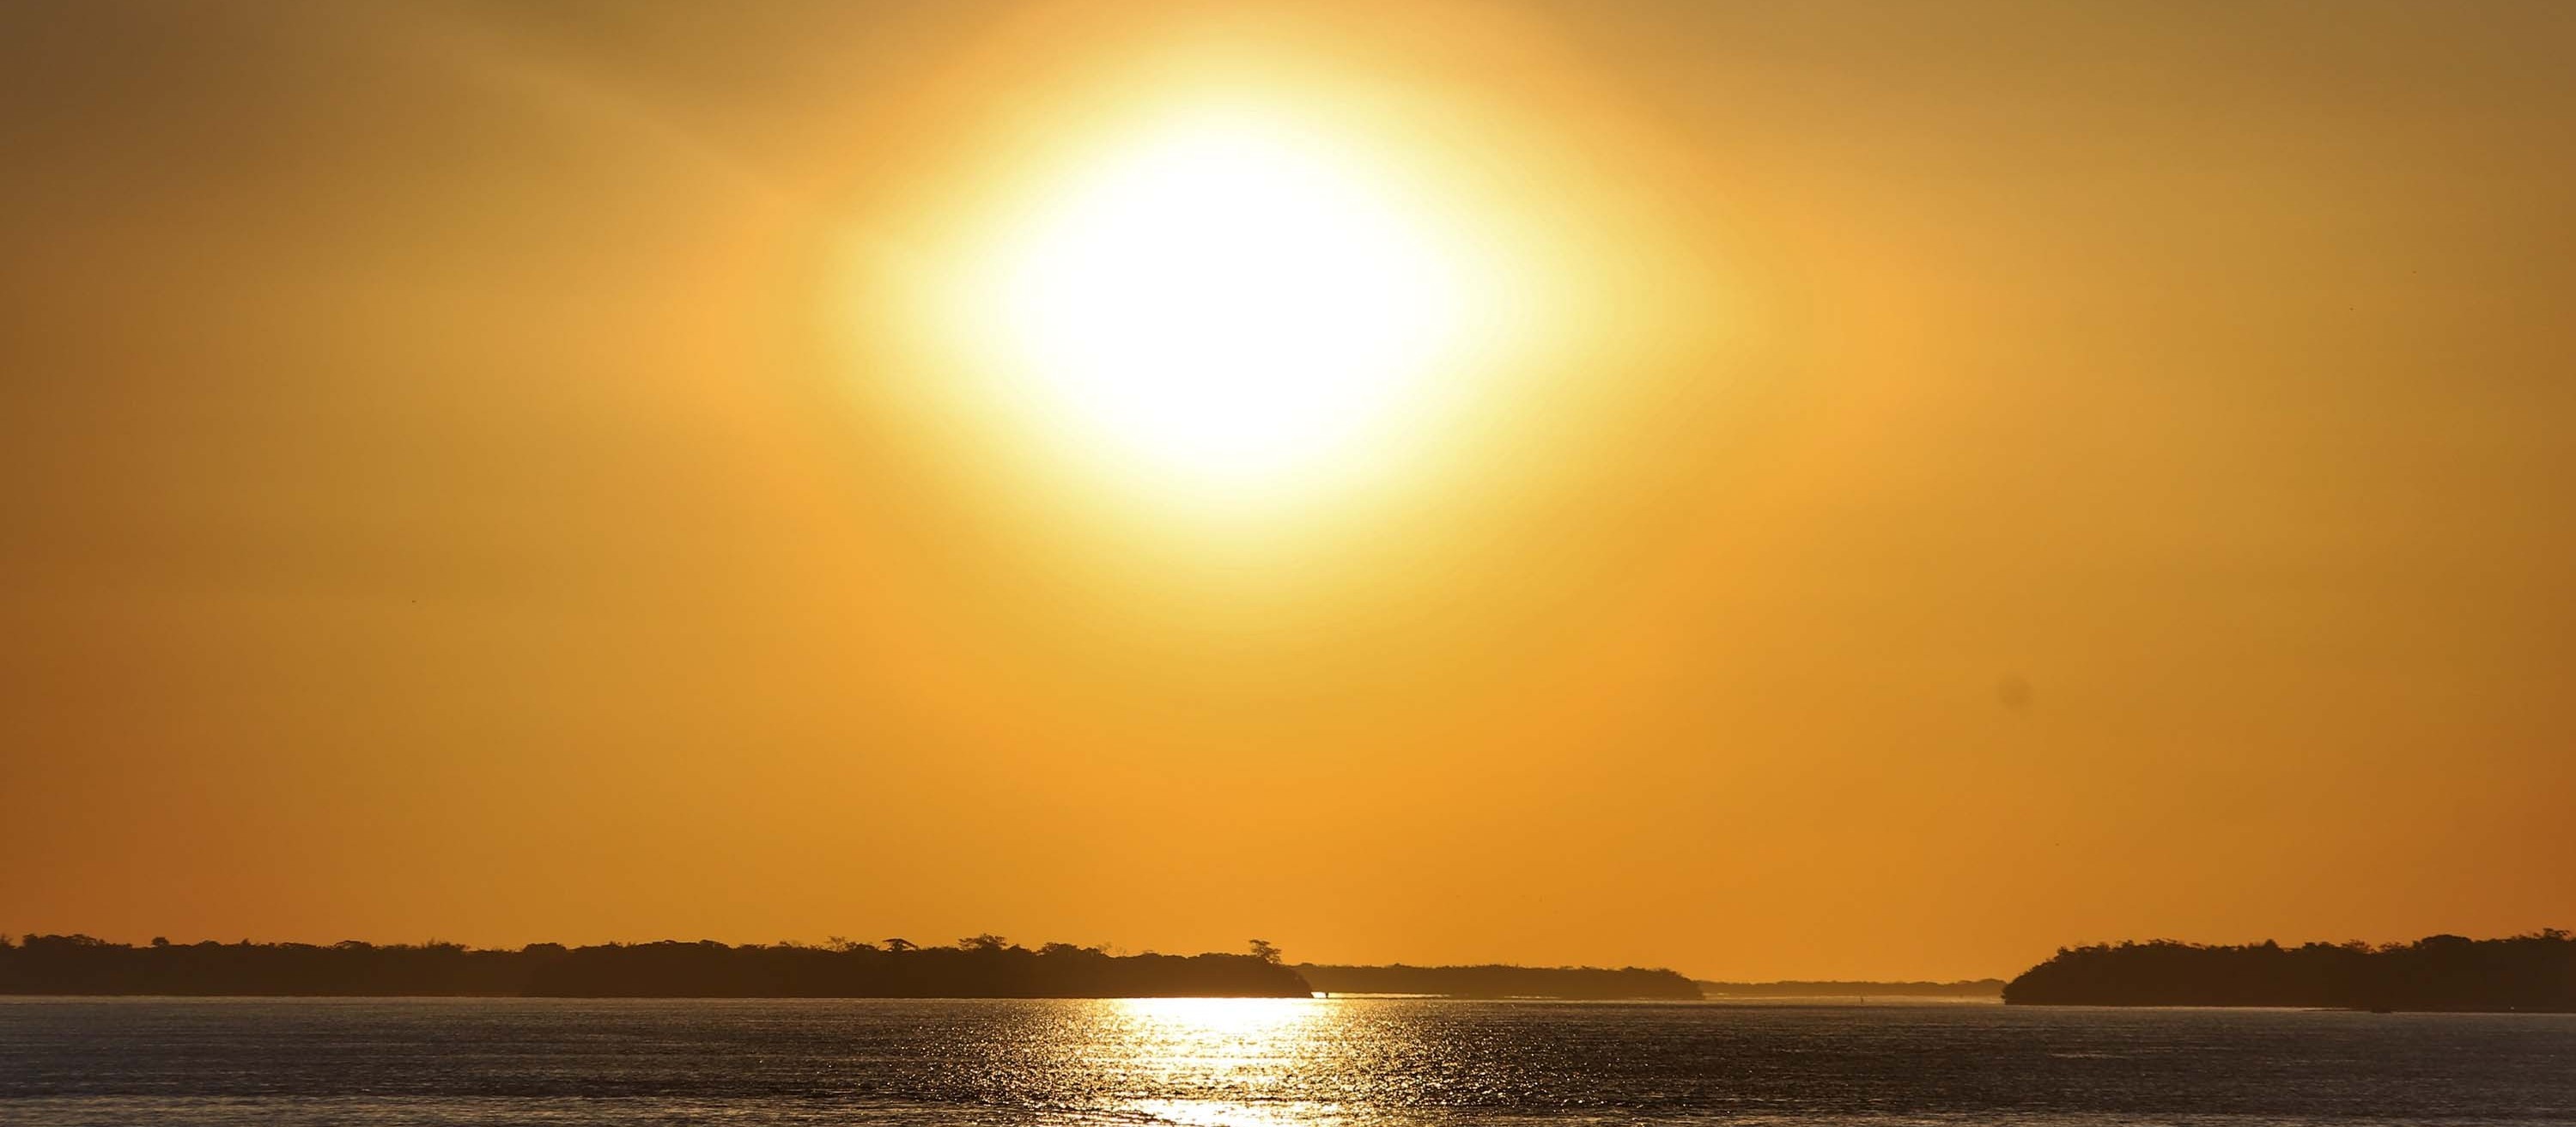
[1696,978,2004,1000]
[2003,930,2576,1012]
[1297,963,1700,999]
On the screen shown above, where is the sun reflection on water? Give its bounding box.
[956,996,1449,1125]
[1094,997,1344,1126]
[1113,996,1324,1041]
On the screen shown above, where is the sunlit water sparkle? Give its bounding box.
[3,996,2572,1125]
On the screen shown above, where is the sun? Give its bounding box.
[960,109,1484,495]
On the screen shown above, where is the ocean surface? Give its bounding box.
[3,996,2572,1125]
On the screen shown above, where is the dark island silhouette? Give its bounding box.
[2004,930,2576,1012]
[1297,963,1699,999]
[0,934,1309,998]
[1696,978,2004,1000]
[0,935,1706,1001]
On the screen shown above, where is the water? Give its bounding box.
[3,996,2572,1124]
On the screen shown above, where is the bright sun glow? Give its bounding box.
[971,110,1483,493]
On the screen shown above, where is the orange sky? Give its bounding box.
[3,0,2572,980]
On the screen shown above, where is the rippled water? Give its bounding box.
[3,996,2573,1124]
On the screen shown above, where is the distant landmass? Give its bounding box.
[1695,978,2004,999]
[0,935,1308,998]
[3,935,1706,1002]
[1297,963,1700,999]
[2004,931,2576,1012]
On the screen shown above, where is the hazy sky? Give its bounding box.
[4,0,2572,980]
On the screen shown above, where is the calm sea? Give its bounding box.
[3,996,2571,1125]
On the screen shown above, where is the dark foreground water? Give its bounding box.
[3,997,2572,1125]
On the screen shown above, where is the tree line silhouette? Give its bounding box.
[2003,931,2576,1011]
[1296,963,1700,999]
[0,934,1309,998]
